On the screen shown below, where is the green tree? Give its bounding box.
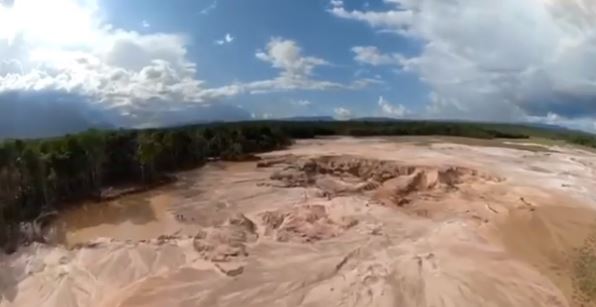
[136,132,163,182]
[78,130,107,197]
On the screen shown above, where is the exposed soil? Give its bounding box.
[3,136,596,307]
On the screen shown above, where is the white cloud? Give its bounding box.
[250,112,273,120]
[292,99,312,106]
[200,0,217,15]
[142,20,150,28]
[0,0,100,47]
[247,37,353,93]
[331,0,596,126]
[526,112,596,133]
[215,33,234,45]
[256,37,328,79]
[0,1,375,127]
[0,0,205,113]
[328,4,413,33]
[123,36,372,103]
[352,46,405,66]
[330,0,343,7]
[334,106,352,119]
[168,37,373,100]
[378,96,407,117]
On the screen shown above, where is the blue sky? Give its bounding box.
[2,0,596,135]
[99,0,428,119]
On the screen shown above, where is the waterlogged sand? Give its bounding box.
[3,137,596,307]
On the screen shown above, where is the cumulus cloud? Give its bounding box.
[256,38,328,80]
[0,0,210,122]
[198,38,353,97]
[331,0,596,127]
[352,46,404,66]
[215,33,234,45]
[214,37,369,94]
[250,38,381,93]
[378,96,407,117]
[0,1,371,130]
[334,107,352,119]
[165,37,373,101]
[329,4,413,33]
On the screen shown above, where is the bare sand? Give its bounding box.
[3,136,596,307]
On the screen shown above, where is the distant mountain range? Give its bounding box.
[0,91,115,139]
[0,90,252,139]
[281,116,335,122]
[0,95,585,140]
[523,122,571,133]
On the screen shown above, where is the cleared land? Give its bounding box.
[3,136,596,307]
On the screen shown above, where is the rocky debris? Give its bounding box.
[8,210,60,250]
[267,156,416,189]
[304,156,417,182]
[270,168,313,187]
[157,234,181,245]
[260,211,286,236]
[227,213,258,238]
[214,262,245,277]
[371,166,501,207]
[260,205,358,243]
[193,214,257,262]
[315,176,381,197]
[264,156,500,203]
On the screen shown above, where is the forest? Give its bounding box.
[1,120,595,251]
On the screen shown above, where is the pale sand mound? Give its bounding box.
[0,237,211,307]
[5,138,596,307]
[0,219,568,307]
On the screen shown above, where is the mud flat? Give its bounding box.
[3,136,596,307]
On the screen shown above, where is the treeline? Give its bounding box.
[3,119,596,251]
[268,121,530,139]
[559,133,596,148]
[0,124,290,249]
[266,120,596,149]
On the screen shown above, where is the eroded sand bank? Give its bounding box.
[3,137,596,307]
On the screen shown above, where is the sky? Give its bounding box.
[1,0,596,136]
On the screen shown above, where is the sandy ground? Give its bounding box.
[3,136,596,307]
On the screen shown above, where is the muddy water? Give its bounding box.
[50,161,257,247]
[52,192,187,247]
